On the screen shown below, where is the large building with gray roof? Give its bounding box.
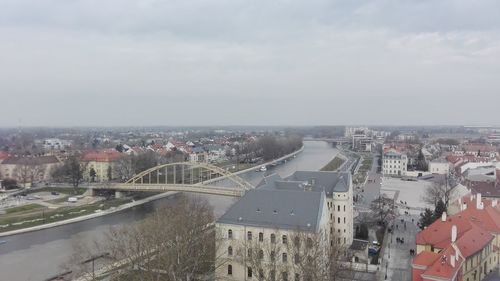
[215,170,354,281]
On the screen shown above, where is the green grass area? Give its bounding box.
[5,203,44,214]
[0,198,132,233]
[321,156,345,171]
[26,187,87,195]
[46,196,70,204]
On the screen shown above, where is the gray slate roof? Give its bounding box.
[217,188,326,232]
[257,171,351,196]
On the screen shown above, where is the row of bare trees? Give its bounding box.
[66,195,219,281]
[66,195,353,281]
[224,231,350,281]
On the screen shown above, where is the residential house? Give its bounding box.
[413,194,500,281]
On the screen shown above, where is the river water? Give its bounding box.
[0,141,337,281]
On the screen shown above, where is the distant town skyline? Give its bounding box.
[1,0,500,127]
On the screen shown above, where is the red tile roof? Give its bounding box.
[82,149,122,162]
[419,246,463,280]
[0,151,9,160]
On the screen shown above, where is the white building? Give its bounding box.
[215,171,354,281]
[382,149,408,177]
[429,159,451,175]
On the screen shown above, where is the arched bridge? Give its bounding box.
[91,162,254,197]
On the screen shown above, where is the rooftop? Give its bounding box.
[256,171,351,196]
[217,187,326,232]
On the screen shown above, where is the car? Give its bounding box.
[51,192,60,196]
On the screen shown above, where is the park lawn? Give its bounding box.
[0,198,132,233]
[4,203,45,214]
[46,196,71,204]
[321,156,345,171]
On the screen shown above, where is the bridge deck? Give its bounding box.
[92,183,244,197]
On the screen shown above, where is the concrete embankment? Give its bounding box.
[0,192,177,237]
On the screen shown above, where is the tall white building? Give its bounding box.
[382,149,408,176]
[215,171,354,281]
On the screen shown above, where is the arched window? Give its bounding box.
[227,264,233,275]
[294,236,300,247]
[282,235,288,244]
[228,246,233,256]
[259,232,264,242]
[282,253,288,262]
[248,267,253,278]
[228,229,233,239]
[271,233,276,243]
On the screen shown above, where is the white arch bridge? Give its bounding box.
[90,162,254,197]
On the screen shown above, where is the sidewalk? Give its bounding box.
[378,213,419,281]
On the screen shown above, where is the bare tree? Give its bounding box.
[51,155,87,190]
[227,229,350,281]
[370,195,396,226]
[421,177,452,208]
[66,195,221,281]
[14,163,31,188]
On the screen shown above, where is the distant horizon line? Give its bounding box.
[0,124,498,129]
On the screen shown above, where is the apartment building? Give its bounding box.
[82,149,122,182]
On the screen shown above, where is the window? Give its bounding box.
[338,217,340,223]
[344,217,346,223]
[259,249,264,259]
[248,248,252,258]
[248,267,253,278]
[227,264,232,275]
[337,205,340,211]
[307,238,313,248]
[271,233,276,243]
[228,246,233,256]
[294,253,300,264]
[294,236,300,247]
[259,269,264,279]
[259,232,264,242]
[271,251,276,261]
[247,231,252,240]
[344,205,346,212]
[271,270,276,281]
[295,273,300,281]
[282,253,288,262]
[282,235,288,244]
[282,271,288,281]
[228,229,233,239]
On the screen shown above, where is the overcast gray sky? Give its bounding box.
[1,0,499,127]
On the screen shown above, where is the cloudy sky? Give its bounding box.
[1,0,499,127]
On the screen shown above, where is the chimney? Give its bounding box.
[441,212,447,222]
[451,254,455,268]
[493,199,498,208]
[451,225,457,243]
[476,193,483,210]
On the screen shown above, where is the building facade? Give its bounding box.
[82,149,122,182]
[382,149,408,177]
[413,194,500,281]
[215,171,354,281]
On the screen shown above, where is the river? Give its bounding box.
[0,141,338,281]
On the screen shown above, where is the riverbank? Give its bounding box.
[0,145,304,237]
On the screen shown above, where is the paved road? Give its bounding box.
[379,213,419,281]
